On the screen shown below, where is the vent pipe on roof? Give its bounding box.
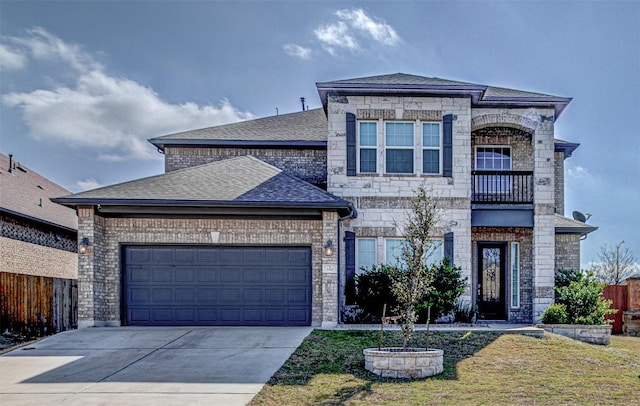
[300,97,306,111]
[8,154,13,173]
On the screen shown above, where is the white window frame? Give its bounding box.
[384,121,415,175]
[357,121,378,174]
[511,242,520,308]
[356,238,377,274]
[421,122,442,175]
[475,145,512,171]
[475,145,513,195]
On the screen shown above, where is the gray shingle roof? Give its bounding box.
[52,156,350,212]
[0,153,77,231]
[555,214,598,235]
[150,108,327,149]
[317,73,571,119]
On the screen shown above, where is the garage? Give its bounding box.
[123,245,312,326]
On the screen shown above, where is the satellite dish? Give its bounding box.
[572,211,587,223]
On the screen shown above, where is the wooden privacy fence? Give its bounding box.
[603,285,627,334]
[0,272,77,337]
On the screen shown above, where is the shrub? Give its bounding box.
[541,303,568,324]
[555,268,583,288]
[417,258,466,322]
[354,265,397,321]
[354,259,466,324]
[453,299,477,323]
[553,271,617,325]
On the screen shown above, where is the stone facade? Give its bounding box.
[164,146,327,187]
[324,95,561,322]
[76,206,338,327]
[364,348,444,378]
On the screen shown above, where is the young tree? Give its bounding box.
[590,242,637,285]
[392,186,440,349]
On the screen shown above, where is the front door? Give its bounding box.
[477,243,507,320]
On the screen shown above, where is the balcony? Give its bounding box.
[472,171,533,204]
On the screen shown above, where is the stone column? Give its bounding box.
[321,210,339,327]
[532,113,556,322]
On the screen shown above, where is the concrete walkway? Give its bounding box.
[0,326,312,406]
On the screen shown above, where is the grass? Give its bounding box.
[250,330,640,405]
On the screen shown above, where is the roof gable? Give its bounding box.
[0,153,77,231]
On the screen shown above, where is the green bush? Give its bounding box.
[553,271,617,325]
[555,268,583,288]
[417,258,466,322]
[354,265,397,321]
[453,299,477,323]
[541,303,568,324]
[354,259,466,323]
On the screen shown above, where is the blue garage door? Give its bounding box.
[123,246,312,326]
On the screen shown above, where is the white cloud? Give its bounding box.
[335,9,400,46]
[75,178,103,191]
[0,43,27,71]
[314,21,358,55]
[567,165,591,179]
[283,43,312,60]
[312,9,400,56]
[2,29,253,161]
[4,27,101,73]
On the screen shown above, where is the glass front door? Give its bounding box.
[477,243,507,320]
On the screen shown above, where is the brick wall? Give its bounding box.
[164,146,328,187]
[471,127,533,171]
[472,227,534,323]
[554,151,565,215]
[555,234,580,271]
[76,208,338,327]
[0,236,78,279]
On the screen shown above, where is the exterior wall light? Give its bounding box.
[324,240,334,256]
[79,237,90,254]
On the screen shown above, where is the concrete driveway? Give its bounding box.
[0,326,312,405]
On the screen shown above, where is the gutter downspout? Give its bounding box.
[337,204,357,324]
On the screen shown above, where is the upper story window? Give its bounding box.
[385,122,414,174]
[422,123,441,174]
[346,113,452,177]
[476,147,511,171]
[358,122,377,173]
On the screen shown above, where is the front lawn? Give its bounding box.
[251,330,640,405]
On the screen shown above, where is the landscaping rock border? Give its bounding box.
[536,324,612,345]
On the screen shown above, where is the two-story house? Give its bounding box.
[54,73,596,328]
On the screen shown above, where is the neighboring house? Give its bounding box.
[53,73,596,327]
[0,153,78,332]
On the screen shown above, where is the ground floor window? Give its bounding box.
[384,238,443,266]
[356,238,376,273]
[511,242,520,308]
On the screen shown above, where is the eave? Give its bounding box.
[50,198,353,217]
[0,207,77,233]
[149,139,327,151]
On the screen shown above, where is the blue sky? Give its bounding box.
[1,0,638,267]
